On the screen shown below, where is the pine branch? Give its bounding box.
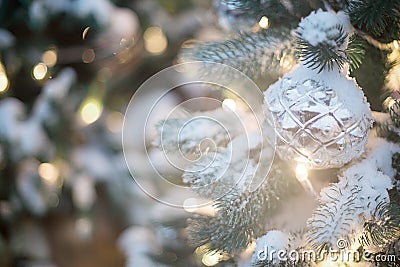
[346,0,400,43]
[307,182,360,252]
[217,0,315,27]
[187,162,298,254]
[154,109,243,157]
[296,10,350,73]
[345,34,366,72]
[359,202,400,247]
[180,28,297,80]
[376,98,400,143]
[296,25,347,72]
[183,150,232,199]
[354,29,394,51]
[307,159,393,251]
[252,230,310,267]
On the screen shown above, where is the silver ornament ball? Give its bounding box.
[265,76,373,169]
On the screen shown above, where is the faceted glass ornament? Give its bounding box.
[265,78,373,169]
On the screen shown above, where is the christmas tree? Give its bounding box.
[148,0,400,266]
[0,0,205,266]
[1,0,400,267]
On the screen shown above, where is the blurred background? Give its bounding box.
[0,0,387,267]
[0,0,223,266]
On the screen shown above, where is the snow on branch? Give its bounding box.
[307,137,400,251]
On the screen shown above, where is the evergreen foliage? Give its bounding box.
[165,0,400,265]
[187,161,299,254]
[180,28,296,80]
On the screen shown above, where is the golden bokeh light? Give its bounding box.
[38,163,59,184]
[42,49,57,67]
[33,63,48,80]
[0,63,9,93]
[259,16,270,29]
[82,27,90,40]
[82,49,95,63]
[144,26,168,55]
[295,163,308,182]
[393,40,399,50]
[80,99,103,125]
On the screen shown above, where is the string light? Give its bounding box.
[80,98,103,125]
[259,16,270,29]
[0,62,9,93]
[393,40,399,50]
[82,27,90,40]
[144,26,168,55]
[42,49,57,67]
[295,163,316,197]
[222,99,237,111]
[32,63,47,80]
[295,163,308,182]
[38,162,59,185]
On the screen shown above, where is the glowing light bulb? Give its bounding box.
[222,99,237,111]
[295,163,308,182]
[33,63,47,80]
[0,70,9,93]
[42,49,57,67]
[80,99,102,125]
[82,27,90,40]
[295,163,317,197]
[38,163,59,184]
[259,16,270,29]
[144,26,168,55]
[394,40,399,50]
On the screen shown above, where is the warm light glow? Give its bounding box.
[183,198,198,213]
[279,55,294,70]
[38,163,59,184]
[82,49,95,63]
[144,26,168,55]
[222,99,237,111]
[295,163,308,182]
[82,27,90,40]
[259,16,270,29]
[42,49,57,67]
[0,68,9,93]
[33,63,47,80]
[106,111,124,133]
[384,97,397,109]
[394,40,399,50]
[386,48,400,92]
[80,99,102,125]
[202,252,222,266]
